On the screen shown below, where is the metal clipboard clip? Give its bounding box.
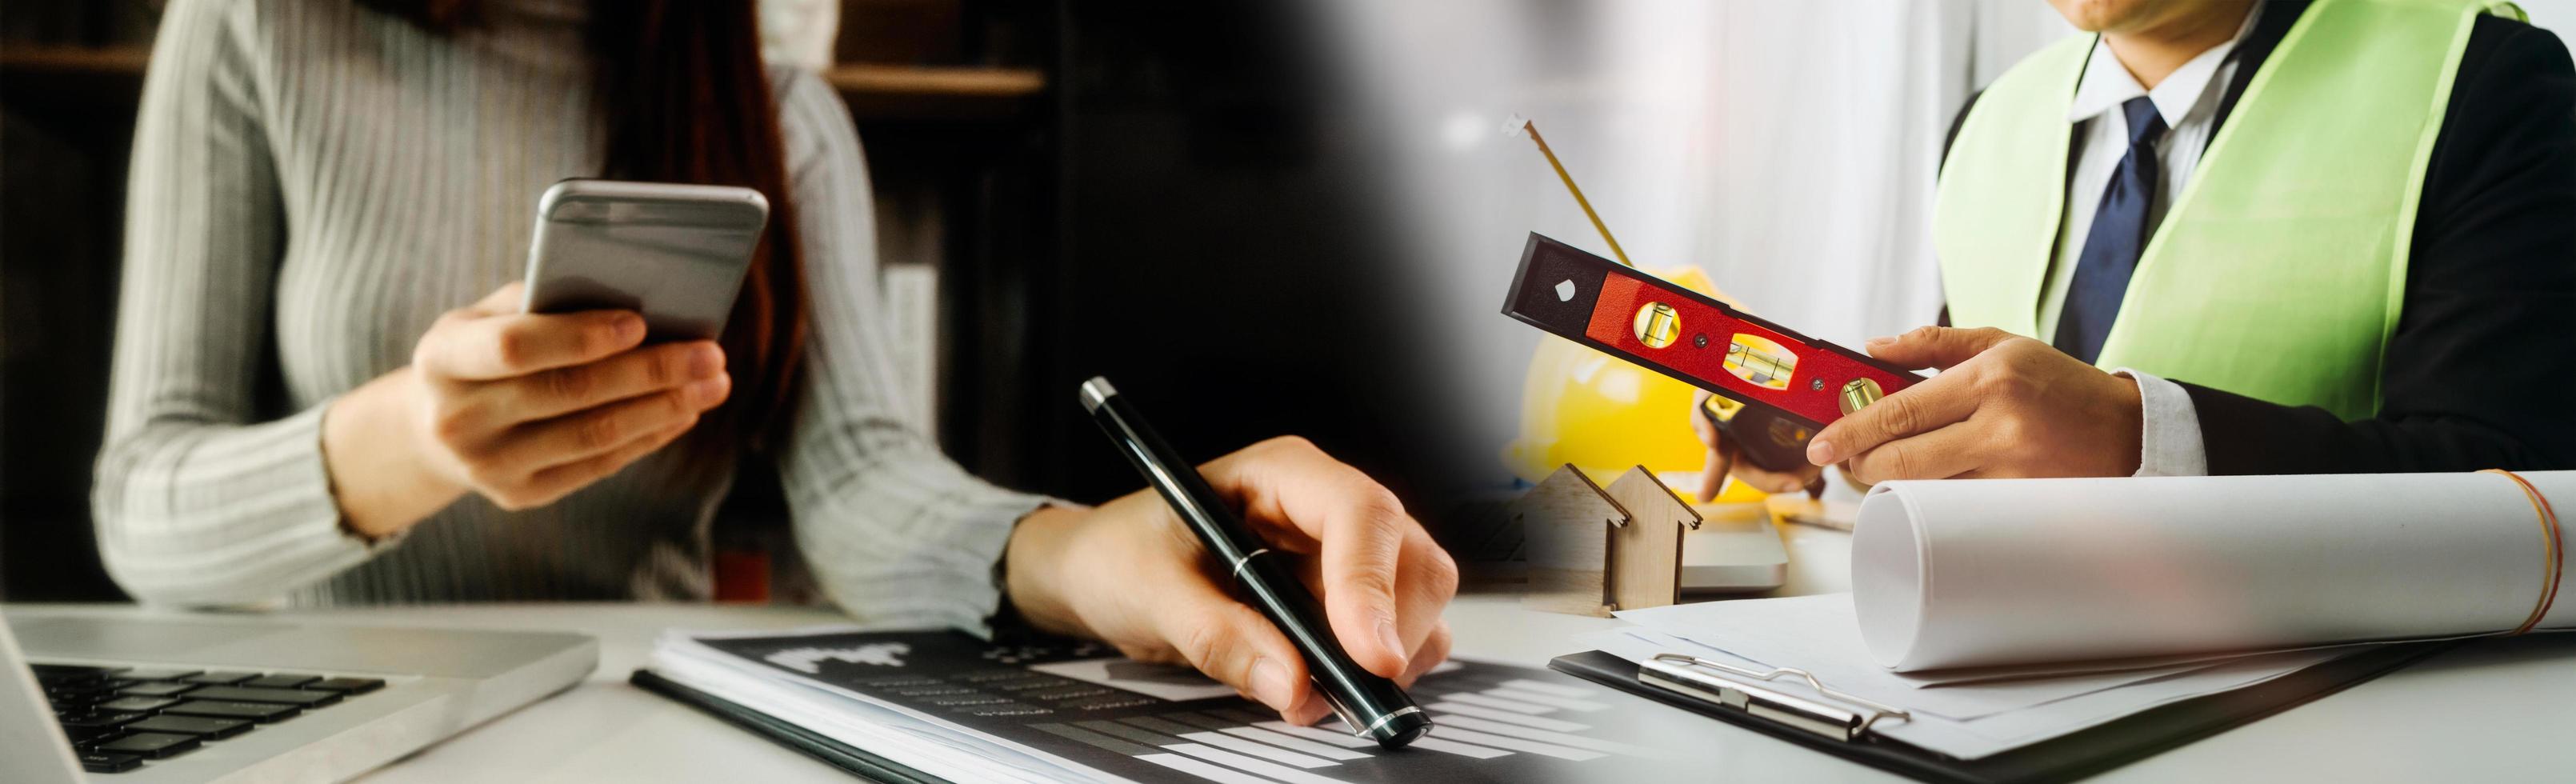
[1638,654,1911,741]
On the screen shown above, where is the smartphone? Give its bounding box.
[522,178,770,342]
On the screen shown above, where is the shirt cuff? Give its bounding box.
[797,478,1055,638]
[102,402,388,608]
[935,490,1058,639]
[2113,368,2210,477]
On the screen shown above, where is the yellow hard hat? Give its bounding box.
[1501,265,1766,502]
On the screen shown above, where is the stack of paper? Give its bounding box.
[646,626,1714,783]
[651,628,1119,783]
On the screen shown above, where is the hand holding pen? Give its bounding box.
[999,381,1456,742]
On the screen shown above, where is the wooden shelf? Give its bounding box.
[1,46,1045,122]
[0,45,151,74]
[825,64,1046,120]
[0,46,152,112]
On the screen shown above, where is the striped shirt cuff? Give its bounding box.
[934,489,1056,639]
[794,470,1053,638]
[98,403,386,607]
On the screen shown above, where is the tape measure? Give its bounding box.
[1500,233,1923,472]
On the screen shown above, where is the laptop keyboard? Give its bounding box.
[30,662,385,774]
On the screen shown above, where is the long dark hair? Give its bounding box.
[360,0,806,456]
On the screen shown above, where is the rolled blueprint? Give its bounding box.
[1850,472,2573,671]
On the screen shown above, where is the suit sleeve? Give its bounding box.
[2182,19,2576,474]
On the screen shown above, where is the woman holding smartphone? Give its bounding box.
[95,0,1454,725]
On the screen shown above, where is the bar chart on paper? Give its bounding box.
[1034,674,1668,783]
[666,630,1693,783]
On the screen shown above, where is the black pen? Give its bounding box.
[1080,377,1431,749]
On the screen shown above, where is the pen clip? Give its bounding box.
[1226,547,1274,587]
[1638,653,1910,741]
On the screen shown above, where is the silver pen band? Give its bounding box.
[1357,706,1424,736]
[1229,548,1273,582]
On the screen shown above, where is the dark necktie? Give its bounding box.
[2054,96,2168,364]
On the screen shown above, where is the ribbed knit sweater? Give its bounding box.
[92,0,1042,632]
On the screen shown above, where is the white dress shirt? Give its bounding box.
[2037,5,2262,477]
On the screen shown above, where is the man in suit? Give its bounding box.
[1700,0,2576,492]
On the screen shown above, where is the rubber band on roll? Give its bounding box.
[2482,469,2562,635]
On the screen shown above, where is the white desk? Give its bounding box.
[17,523,2574,782]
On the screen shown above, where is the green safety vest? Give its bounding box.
[1934,0,2514,420]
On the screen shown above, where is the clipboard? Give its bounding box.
[1547,642,2458,783]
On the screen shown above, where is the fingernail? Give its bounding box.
[688,344,722,378]
[1375,618,1407,670]
[616,314,647,342]
[1806,438,1834,465]
[686,375,729,405]
[1249,658,1296,710]
[1866,335,1894,347]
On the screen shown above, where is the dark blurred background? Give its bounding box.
[0,0,1477,601]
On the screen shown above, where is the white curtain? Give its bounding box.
[757,0,840,70]
[2525,0,2576,36]
[1317,0,2070,482]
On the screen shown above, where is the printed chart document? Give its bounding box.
[644,628,1697,784]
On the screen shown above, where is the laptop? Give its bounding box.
[1,607,594,782]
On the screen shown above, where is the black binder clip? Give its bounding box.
[1637,653,1911,742]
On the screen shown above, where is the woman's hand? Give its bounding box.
[1002,436,1459,724]
[1689,389,1822,500]
[322,284,730,535]
[1806,326,2142,482]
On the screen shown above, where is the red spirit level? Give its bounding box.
[1501,233,1923,473]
